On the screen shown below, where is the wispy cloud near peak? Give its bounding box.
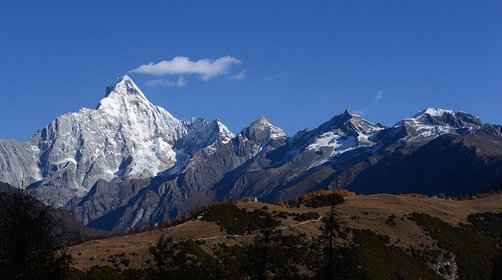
[131,56,241,80]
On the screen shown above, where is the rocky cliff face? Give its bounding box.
[1,76,501,231]
[28,76,193,206]
[0,140,41,188]
[0,76,234,207]
[69,115,287,231]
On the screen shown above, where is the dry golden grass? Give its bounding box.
[69,193,502,271]
[69,220,223,270]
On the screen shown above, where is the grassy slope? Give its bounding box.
[69,193,502,272]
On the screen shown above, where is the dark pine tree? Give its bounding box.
[320,203,338,279]
[318,195,354,280]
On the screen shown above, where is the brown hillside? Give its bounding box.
[69,193,502,271]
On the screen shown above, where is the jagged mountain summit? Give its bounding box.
[397,107,483,141]
[29,76,188,206]
[241,116,287,143]
[287,110,385,169]
[2,75,234,207]
[1,76,501,231]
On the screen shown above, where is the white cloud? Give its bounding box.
[375,90,384,102]
[131,56,241,80]
[231,70,246,80]
[145,77,188,88]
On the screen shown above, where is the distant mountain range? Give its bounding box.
[1,75,501,232]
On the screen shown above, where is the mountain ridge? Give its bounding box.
[1,76,501,231]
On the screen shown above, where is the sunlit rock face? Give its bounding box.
[0,140,41,188]
[16,75,232,207]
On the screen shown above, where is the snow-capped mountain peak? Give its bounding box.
[28,75,192,206]
[214,120,235,144]
[398,108,482,141]
[409,107,480,125]
[342,109,362,118]
[418,107,454,117]
[319,110,384,136]
[241,116,287,143]
[97,75,167,119]
[102,75,150,106]
[110,75,145,96]
[297,111,384,169]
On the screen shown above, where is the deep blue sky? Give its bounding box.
[1,1,501,139]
